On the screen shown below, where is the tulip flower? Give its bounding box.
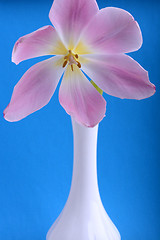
[4,0,155,127]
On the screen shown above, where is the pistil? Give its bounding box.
[62,50,81,71]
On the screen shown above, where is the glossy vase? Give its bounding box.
[47,118,120,240]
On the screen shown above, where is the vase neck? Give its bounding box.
[70,118,100,201]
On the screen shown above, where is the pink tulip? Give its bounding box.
[4,0,155,127]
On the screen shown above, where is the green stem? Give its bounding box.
[90,80,103,95]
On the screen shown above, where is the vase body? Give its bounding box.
[47,118,120,240]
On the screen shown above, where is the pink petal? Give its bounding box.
[76,7,142,54]
[80,54,155,100]
[4,56,64,122]
[12,25,67,65]
[49,0,99,49]
[59,65,106,127]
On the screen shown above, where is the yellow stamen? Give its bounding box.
[71,65,73,71]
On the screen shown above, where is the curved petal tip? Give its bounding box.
[59,65,107,128]
[4,56,64,122]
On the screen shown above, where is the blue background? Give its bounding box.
[0,0,159,239]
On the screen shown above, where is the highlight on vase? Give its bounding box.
[3,0,155,127]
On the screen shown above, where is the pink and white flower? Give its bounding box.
[4,0,155,127]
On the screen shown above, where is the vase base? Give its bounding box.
[46,199,120,240]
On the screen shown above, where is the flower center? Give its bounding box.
[62,50,81,71]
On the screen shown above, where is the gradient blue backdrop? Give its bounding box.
[0,0,159,239]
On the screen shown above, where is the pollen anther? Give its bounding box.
[77,62,81,68]
[63,60,68,68]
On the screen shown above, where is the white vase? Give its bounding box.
[46,118,120,240]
